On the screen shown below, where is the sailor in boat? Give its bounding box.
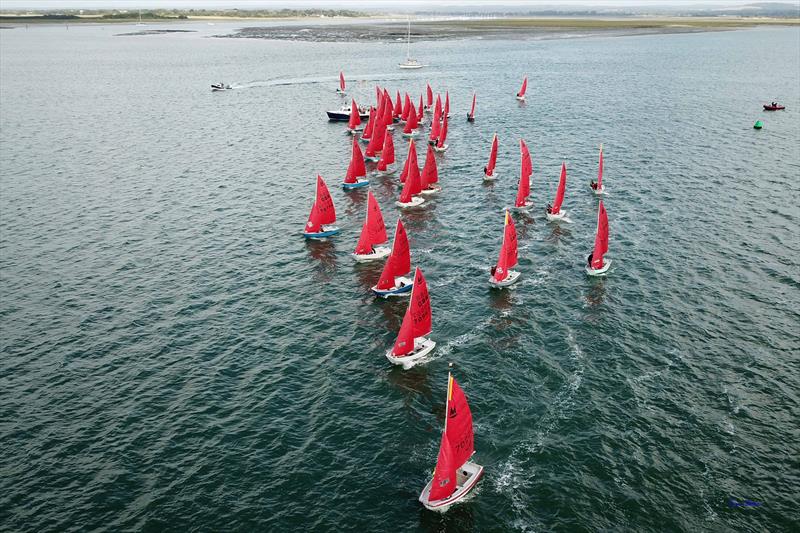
[484,166,492,178]
[546,203,553,215]
[590,180,598,191]
[490,265,497,278]
[587,253,593,267]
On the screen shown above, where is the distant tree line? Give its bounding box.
[0,8,367,20]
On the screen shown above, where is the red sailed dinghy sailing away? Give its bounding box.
[590,144,605,194]
[303,175,339,239]
[516,76,527,101]
[513,139,533,209]
[420,144,441,195]
[397,140,426,208]
[342,137,368,190]
[483,133,499,181]
[489,210,520,288]
[467,92,476,122]
[372,219,413,297]
[346,98,363,134]
[433,115,449,153]
[337,71,346,94]
[586,200,612,276]
[385,267,435,369]
[419,370,483,512]
[546,162,569,222]
[376,129,396,174]
[352,191,390,262]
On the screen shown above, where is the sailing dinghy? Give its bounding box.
[419,370,483,511]
[337,71,346,95]
[428,100,442,146]
[425,83,433,113]
[590,144,605,194]
[376,129,396,174]
[433,115,449,153]
[489,210,520,288]
[483,134,499,181]
[364,108,387,162]
[343,137,369,190]
[420,144,441,195]
[396,140,425,208]
[372,219,414,297]
[466,93,476,122]
[402,100,421,138]
[359,106,376,144]
[513,139,533,209]
[545,162,569,222]
[303,175,339,239]
[346,98,363,134]
[385,267,435,368]
[516,76,528,101]
[586,200,612,276]
[353,191,390,261]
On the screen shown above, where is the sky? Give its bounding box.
[2,0,797,9]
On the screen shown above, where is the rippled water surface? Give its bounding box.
[1,23,799,532]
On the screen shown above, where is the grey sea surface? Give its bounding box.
[1,22,799,532]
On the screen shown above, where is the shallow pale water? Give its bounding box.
[1,22,799,532]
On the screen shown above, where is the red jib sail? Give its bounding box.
[392,267,431,356]
[495,211,517,281]
[362,106,376,140]
[305,175,336,233]
[429,432,457,502]
[426,83,433,107]
[518,76,528,97]
[520,139,532,179]
[403,101,419,133]
[591,201,609,269]
[429,106,442,142]
[417,94,424,121]
[394,90,402,118]
[399,141,421,202]
[434,94,442,119]
[399,141,411,183]
[347,99,361,130]
[421,144,438,187]
[515,140,531,207]
[552,162,567,213]
[444,91,450,117]
[376,219,410,290]
[339,71,345,91]
[355,191,388,254]
[444,375,475,472]
[377,131,395,171]
[436,116,448,148]
[486,134,498,176]
[597,144,604,189]
[401,93,411,121]
[469,93,476,118]
[344,137,367,184]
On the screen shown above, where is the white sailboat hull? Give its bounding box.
[483,171,498,182]
[419,185,441,196]
[511,200,533,211]
[352,246,390,262]
[489,269,521,288]
[432,144,448,153]
[586,258,612,276]
[386,337,436,369]
[396,196,426,209]
[592,185,606,195]
[419,461,484,512]
[371,276,413,298]
[546,209,568,222]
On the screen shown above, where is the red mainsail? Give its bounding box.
[354,191,388,254]
[377,131,395,171]
[426,83,433,106]
[486,134,498,176]
[429,106,441,142]
[417,94,424,121]
[401,93,411,121]
[428,432,457,502]
[515,140,531,206]
[376,219,410,290]
[444,91,450,117]
[518,76,528,97]
[469,93,476,119]
[591,201,609,269]
[394,90,402,118]
[347,99,361,130]
[403,102,419,134]
[392,267,431,356]
[436,116,448,148]
[398,141,421,202]
[339,71,345,91]
[421,144,438,187]
[444,375,475,471]
[362,106,376,140]
[495,211,517,281]
[305,175,336,232]
[552,162,567,213]
[344,137,367,184]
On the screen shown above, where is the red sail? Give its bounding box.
[392,267,431,355]
[404,102,419,133]
[597,144,604,189]
[444,375,475,470]
[376,219,410,289]
[375,85,381,104]
[401,93,411,121]
[306,175,336,232]
[355,191,387,254]
[347,98,361,130]
[339,71,345,91]
[495,211,517,281]
[417,94,424,121]
[436,116,448,148]
[394,90,402,118]
[305,202,322,233]
[434,94,442,119]
[591,201,609,269]
[393,306,415,356]
[486,134,498,175]
[399,142,411,183]
[429,108,441,142]
[518,76,528,97]
[469,92,476,118]
[426,83,433,106]
[421,144,438,186]
[552,162,567,213]
[344,137,366,184]
[428,432,457,502]
[515,140,531,206]
[377,131,395,171]
[520,139,532,179]
[398,141,420,202]
[444,91,450,117]
[365,104,386,157]
[362,106,376,140]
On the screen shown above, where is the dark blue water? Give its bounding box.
[1,22,799,532]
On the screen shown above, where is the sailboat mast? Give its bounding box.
[443,371,452,432]
[406,18,411,59]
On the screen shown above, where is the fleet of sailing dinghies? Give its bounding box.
[489,211,521,288]
[386,267,435,369]
[467,93,476,122]
[586,201,612,276]
[483,134,499,181]
[513,139,533,209]
[303,175,339,239]
[516,76,528,101]
[590,144,605,194]
[352,191,390,262]
[545,162,569,222]
[372,219,413,297]
[419,371,483,512]
[342,137,368,190]
[302,74,617,512]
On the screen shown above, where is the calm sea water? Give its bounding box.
[1,22,799,532]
